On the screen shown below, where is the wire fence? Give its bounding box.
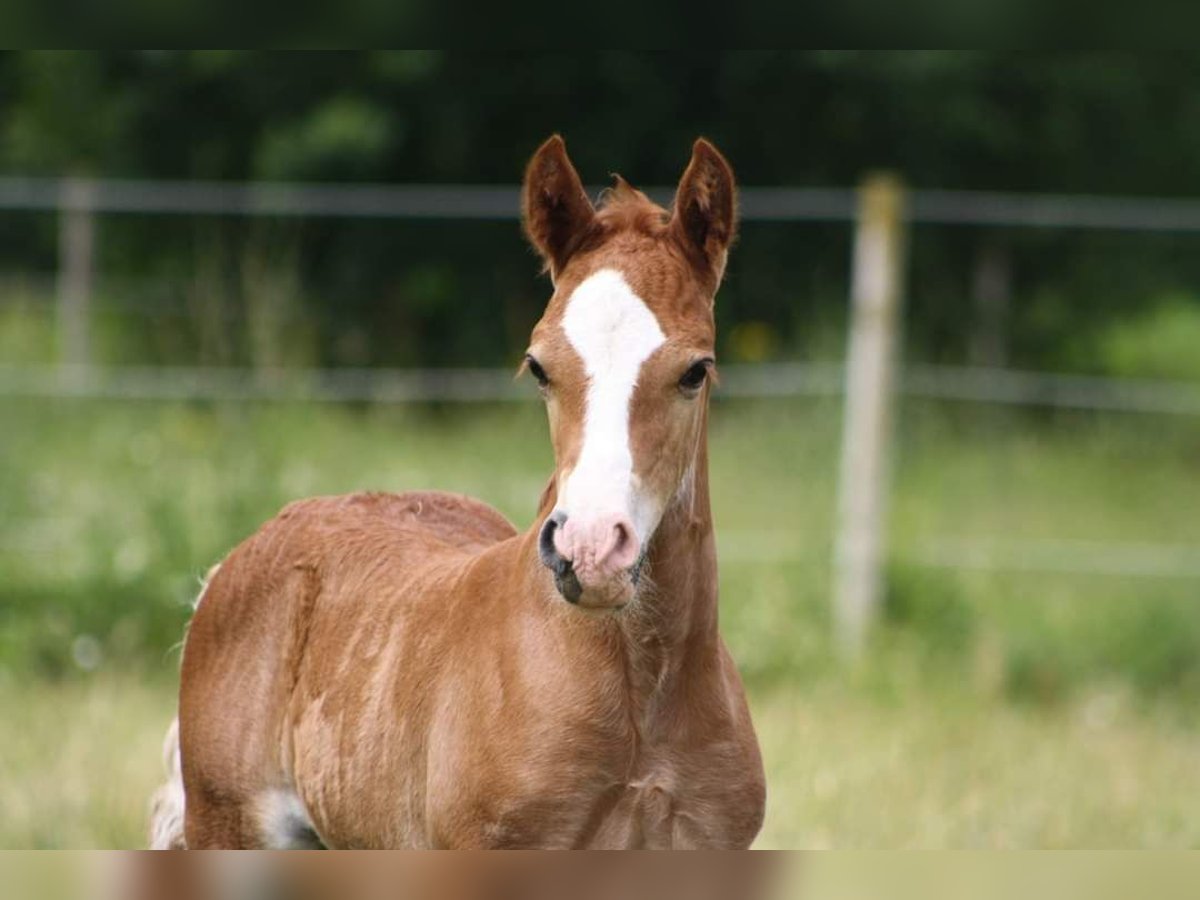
[2,176,1199,604]
[715,532,1200,579]
[1,361,1199,416]
[2,358,1197,582]
[13,176,1200,230]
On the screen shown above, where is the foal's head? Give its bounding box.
[521,135,736,609]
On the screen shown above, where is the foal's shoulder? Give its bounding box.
[275,491,519,553]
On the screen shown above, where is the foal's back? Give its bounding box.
[177,491,518,848]
[278,490,519,553]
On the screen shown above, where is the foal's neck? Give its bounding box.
[633,437,719,653]
[527,424,719,666]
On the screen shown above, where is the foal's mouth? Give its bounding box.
[552,562,639,612]
[538,511,646,610]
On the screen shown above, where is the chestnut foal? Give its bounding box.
[151,136,765,849]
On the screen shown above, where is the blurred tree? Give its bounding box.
[4,52,133,173]
[1,51,1199,372]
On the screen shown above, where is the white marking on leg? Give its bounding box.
[256,787,325,849]
[559,268,666,541]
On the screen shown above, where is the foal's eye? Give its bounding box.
[525,355,550,387]
[679,360,712,392]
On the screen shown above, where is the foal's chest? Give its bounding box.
[427,657,765,848]
[436,737,762,849]
[581,767,733,849]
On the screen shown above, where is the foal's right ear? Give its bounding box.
[522,135,596,281]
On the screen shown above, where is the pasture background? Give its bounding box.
[2,395,1199,848]
[3,51,1200,848]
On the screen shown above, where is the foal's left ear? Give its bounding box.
[670,138,738,285]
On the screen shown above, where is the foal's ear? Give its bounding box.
[670,138,737,284]
[522,135,596,280]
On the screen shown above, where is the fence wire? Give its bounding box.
[10,177,1200,231]
[3,176,1200,586]
[2,362,1198,416]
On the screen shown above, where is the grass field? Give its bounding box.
[4,674,1200,848]
[1,393,1199,847]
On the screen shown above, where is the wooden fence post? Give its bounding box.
[833,174,907,660]
[58,177,96,376]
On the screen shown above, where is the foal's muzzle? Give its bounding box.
[538,511,583,603]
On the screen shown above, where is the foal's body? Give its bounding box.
[183,484,761,848]
[159,135,765,849]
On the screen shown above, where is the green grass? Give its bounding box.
[4,674,1200,849]
[754,682,1200,848]
[4,395,1199,690]
[0,674,171,849]
[1,394,1200,847]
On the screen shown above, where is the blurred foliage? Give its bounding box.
[2,52,1200,371]
[884,563,977,662]
[1073,297,1200,381]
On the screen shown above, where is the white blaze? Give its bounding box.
[559,268,666,541]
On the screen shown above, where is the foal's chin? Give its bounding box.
[572,576,637,613]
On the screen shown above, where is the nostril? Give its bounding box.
[538,511,582,604]
[611,521,631,556]
[538,510,570,574]
[599,518,640,570]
